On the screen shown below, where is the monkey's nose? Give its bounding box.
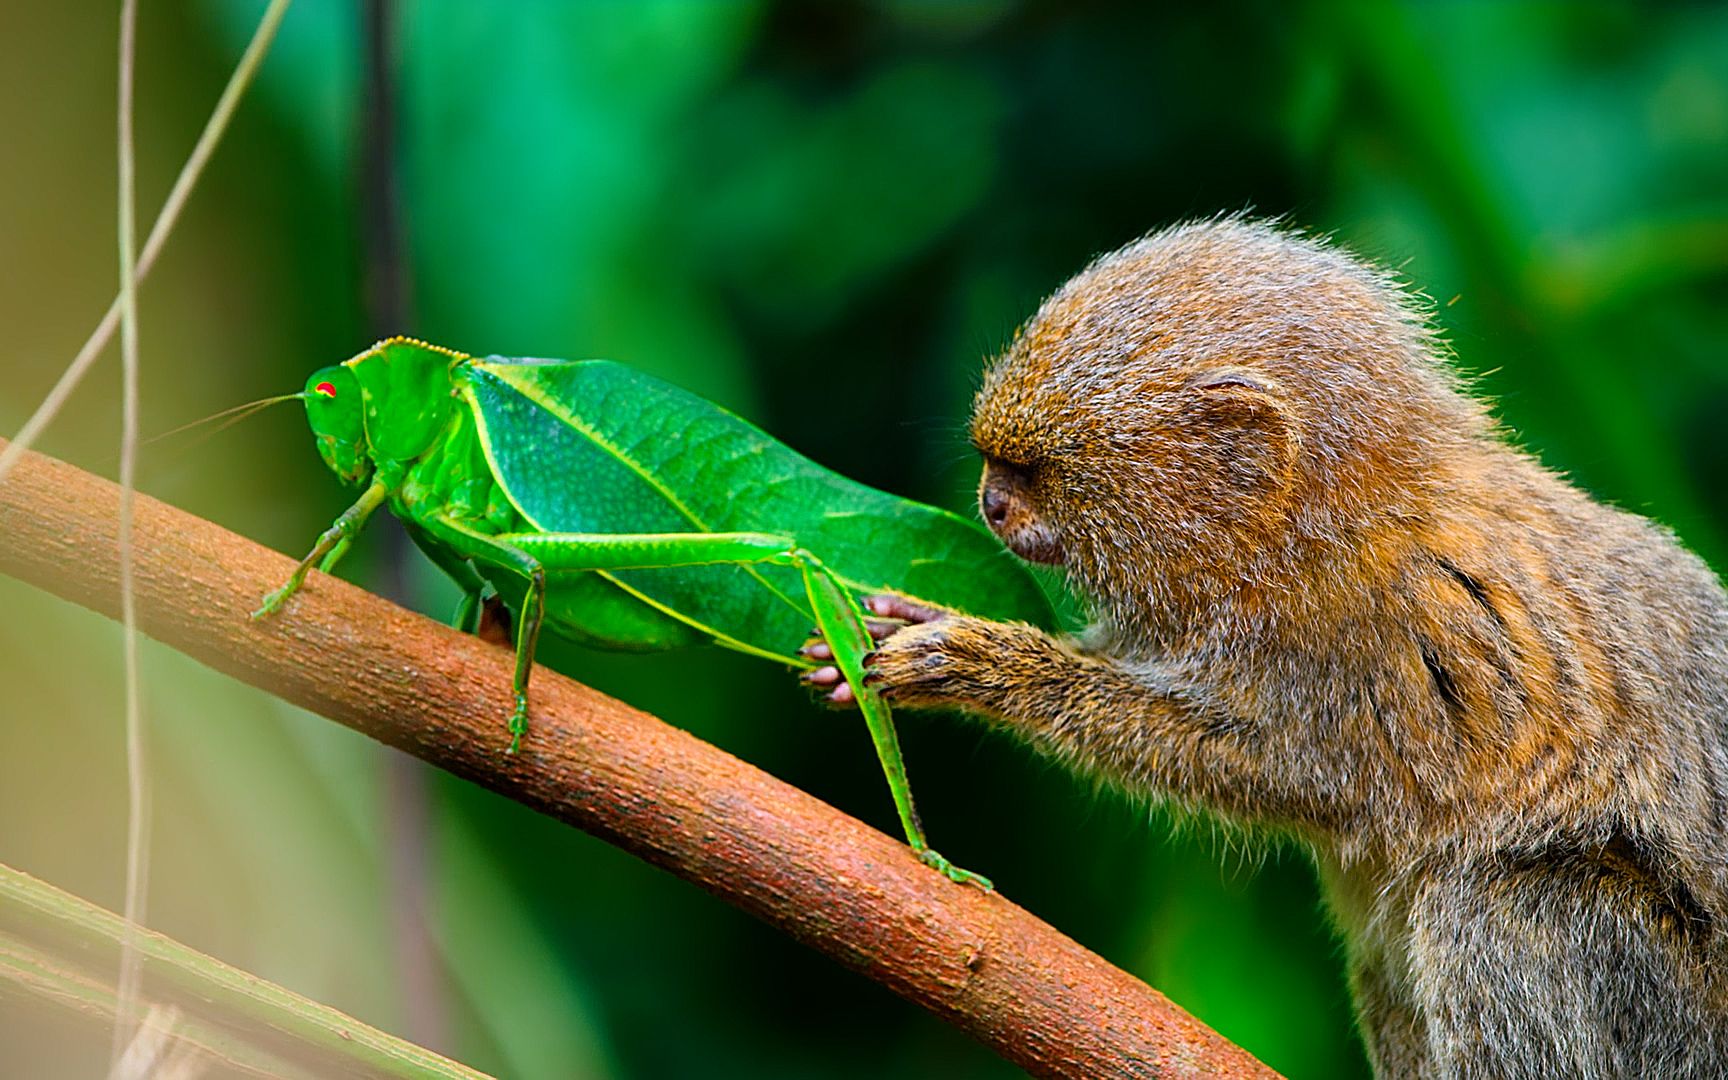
[981,486,1010,529]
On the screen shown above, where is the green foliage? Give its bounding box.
[1,2,1724,1078]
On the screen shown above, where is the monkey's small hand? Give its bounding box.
[799,593,955,705]
[803,594,1055,716]
[864,615,1011,710]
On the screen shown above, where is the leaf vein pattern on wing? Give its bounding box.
[474,362,813,621]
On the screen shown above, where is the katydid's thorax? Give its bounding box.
[395,399,520,536]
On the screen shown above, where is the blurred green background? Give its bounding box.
[2,2,1726,1076]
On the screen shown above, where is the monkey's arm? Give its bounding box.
[855,603,1343,823]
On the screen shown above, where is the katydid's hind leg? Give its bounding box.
[443,526,822,751]
[800,595,949,702]
[798,560,992,890]
[255,475,394,618]
[915,850,992,891]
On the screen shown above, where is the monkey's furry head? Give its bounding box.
[969,217,1492,636]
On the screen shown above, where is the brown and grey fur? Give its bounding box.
[855,219,1728,1076]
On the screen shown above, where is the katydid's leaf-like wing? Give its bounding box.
[456,357,1053,660]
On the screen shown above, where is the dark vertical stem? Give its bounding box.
[362,0,408,331]
[360,0,447,1054]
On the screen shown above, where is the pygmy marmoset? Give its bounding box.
[809,218,1728,1077]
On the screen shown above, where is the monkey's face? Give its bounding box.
[970,367,1297,572]
[977,456,1066,565]
[967,299,1305,620]
[966,219,1476,629]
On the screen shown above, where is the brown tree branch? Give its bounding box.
[0,439,1278,1080]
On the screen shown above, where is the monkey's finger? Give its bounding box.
[865,617,908,641]
[827,682,855,706]
[803,617,909,648]
[865,595,951,625]
[803,665,843,688]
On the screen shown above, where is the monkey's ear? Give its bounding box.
[1186,367,1300,495]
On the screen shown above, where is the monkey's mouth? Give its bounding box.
[1000,523,1067,566]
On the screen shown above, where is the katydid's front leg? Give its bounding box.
[254,472,396,618]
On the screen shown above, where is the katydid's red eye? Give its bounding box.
[314,381,337,398]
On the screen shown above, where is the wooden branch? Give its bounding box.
[0,861,489,1079]
[0,439,1278,1080]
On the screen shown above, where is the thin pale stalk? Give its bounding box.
[112,0,148,1072]
[0,0,293,487]
[0,862,492,1078]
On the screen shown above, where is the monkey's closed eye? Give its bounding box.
[1191,368,1269,393]
[982,454,1034,483]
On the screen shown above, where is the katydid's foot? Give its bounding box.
[918,847,993,892]
[506,693,529,755]
[251,580,300,620]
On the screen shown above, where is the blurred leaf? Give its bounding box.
[684,61,1004,325]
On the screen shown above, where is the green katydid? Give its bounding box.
[254,337,1052,887]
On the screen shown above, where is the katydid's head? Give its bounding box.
[304,338,468,485]
[304,365,369,485]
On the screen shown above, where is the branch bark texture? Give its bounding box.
[0,440,1278,1080]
